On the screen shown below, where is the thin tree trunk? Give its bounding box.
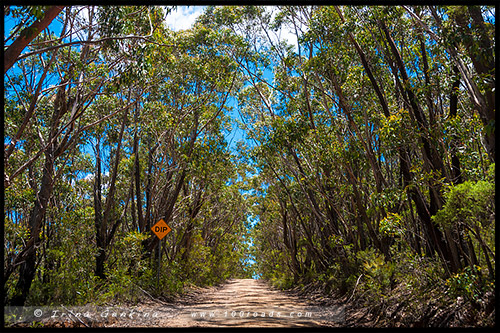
[133,104,145,232]
[334,6,390,118]
[94,136,105,279]
[8,81,69,305]
[449,66,463,184]
[94,108,128,278]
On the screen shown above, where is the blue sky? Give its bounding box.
[4,6,298,154]
[164,6,207,31]
[165,6,245,154]
[163,6,299,155]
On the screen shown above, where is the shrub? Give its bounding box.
[445,265,493,304]
[356,248,395,300]
[432,179,494,229]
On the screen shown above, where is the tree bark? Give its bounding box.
[94,109,128,279]
[9,149,55,305]
[452,6,495,161]
[449,66,463,184]
[93,136,105,279]
[134,129,144,232]
[4,6,64,73]
[7,81,69,305]
[334,6,390,118]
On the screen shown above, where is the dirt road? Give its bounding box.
[14,279,343,328]
[107,278,344,328]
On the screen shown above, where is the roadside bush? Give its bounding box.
[432,179,494,229]
[445,265,494,304]
[356,248,395,301]
[432,177,495,282]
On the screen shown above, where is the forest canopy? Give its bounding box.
[3,5,495,326]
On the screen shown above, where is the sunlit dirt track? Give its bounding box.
[108,279,343,328]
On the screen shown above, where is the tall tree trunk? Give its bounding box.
[93,136,105,279]
[134,132,144,231]
[449,66,463,184]
[144,141,159,232]
[133,103,145,232]
[452,6,495,161]
[9,148,55,305]
[379,19,465,273]
[334,6,391,118]
[8,82,69,305]
[94,109,128,279]
[328,69,387,193]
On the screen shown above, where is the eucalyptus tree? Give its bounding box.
[4,6,64,73]
[3,4,494,310]
[200,5,495,294]
[4,6,112,305]
[3,5,167,304]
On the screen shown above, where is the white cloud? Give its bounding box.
[275,25,300,53]
[265,6,302,53]
[163,6,302,53]
[165,6,207,31]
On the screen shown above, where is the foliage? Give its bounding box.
[432,179,495,229]
[3,5,495,327]
[356,248,395,300]
[445,265,492,303]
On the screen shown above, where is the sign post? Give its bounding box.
[157,240,161,292]
[151,219,172,293]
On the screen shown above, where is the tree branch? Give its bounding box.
[4,6,64,73]
[14,35,176,62]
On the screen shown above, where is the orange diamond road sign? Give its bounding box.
[151,219,171,240]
